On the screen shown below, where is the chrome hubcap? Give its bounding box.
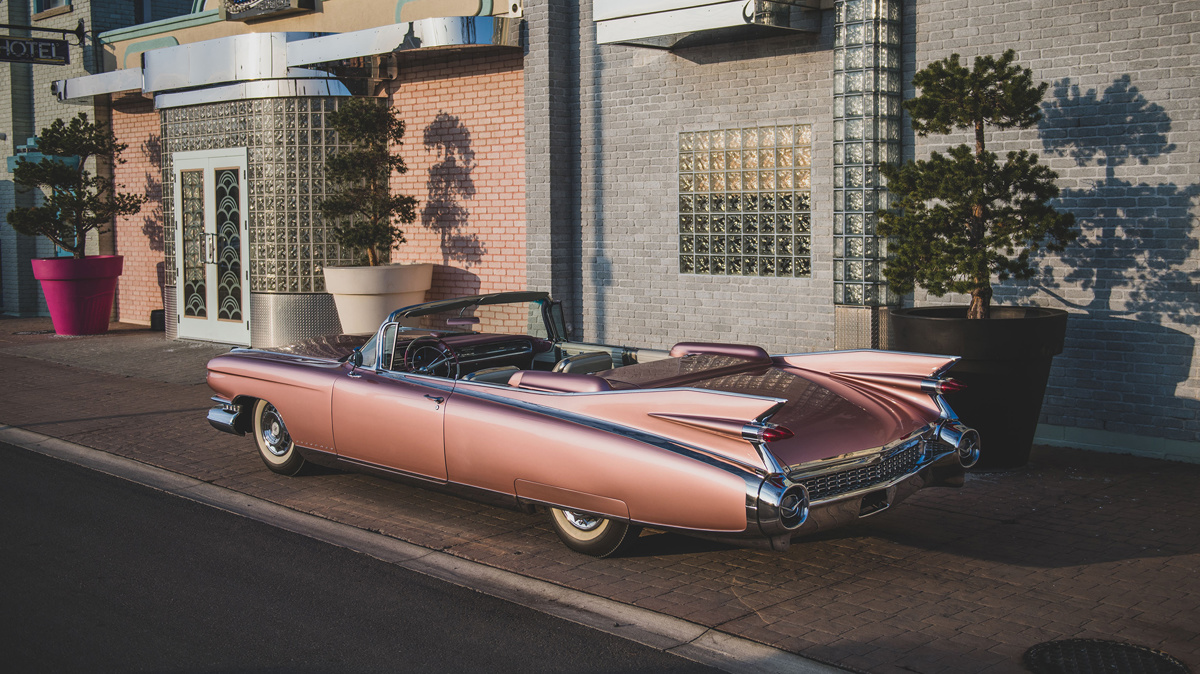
[562,510,602,531]
[260,404,290,456]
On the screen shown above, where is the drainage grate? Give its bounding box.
[1024,639,1190,674]
[13,330,55,335]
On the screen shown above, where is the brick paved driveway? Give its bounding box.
[2,320,1196,674]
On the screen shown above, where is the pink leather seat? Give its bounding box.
[508,370,613,393]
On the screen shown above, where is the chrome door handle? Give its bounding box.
[204,233,217,265]
[424,395,445,404]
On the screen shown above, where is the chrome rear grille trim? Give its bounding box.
[791,441,924,503]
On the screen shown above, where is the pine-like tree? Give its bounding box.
[878,50,1076,319]
[318,98,417,266]
[7,113,146,259]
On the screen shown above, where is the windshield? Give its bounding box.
[354,297,556,367]
[399,300,549,338]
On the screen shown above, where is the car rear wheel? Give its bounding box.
[252,399,307,476]
[548,508,641,557]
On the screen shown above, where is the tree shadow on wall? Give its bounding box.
[140,134,164,253]
[421,113,487,296]
[140,134,167,297]
[1013,75,1200,439]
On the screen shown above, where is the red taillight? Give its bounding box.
[761,425,795,442]
[937,378,967,394]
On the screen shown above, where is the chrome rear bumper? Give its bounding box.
[207,397,245,436]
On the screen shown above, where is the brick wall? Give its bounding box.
[384,52,526,301]
[536,0,1198,454]
[533,0,836,350]
[110,96,163,325]
[907,0,1200,451]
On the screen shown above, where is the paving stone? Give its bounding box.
[1,321,1198,673]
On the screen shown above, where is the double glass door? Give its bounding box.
[173,148,250,344]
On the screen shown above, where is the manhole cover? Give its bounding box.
[1024,639,1190,674]
[13,330,55,335]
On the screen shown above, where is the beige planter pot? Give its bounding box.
[322,263,434,335]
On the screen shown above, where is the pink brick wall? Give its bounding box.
[384,52,526,301]
[111,97,164,325]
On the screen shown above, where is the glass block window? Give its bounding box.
[833,0,901,306]
[679,125,813,278]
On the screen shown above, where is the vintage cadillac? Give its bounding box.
[206,291,979,556]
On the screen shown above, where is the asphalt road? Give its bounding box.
[0,442,719,673]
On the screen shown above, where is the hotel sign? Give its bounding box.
[0,36,69,65]
[221,0,315,22]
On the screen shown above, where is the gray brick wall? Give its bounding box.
[908,0,1200,444]
[536,1,838,351]
[534,0,1199,448]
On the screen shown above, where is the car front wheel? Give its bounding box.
[548,508,641,557]
[252,399,306,476]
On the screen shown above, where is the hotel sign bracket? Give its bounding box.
[0,20,85,66]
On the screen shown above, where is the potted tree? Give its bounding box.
[879,51,1076,469]
[7,113,146,335]
[319,97,431,335]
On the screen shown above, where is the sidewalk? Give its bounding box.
[2,317,1197,674]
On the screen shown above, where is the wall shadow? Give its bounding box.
[140,134,166,302]
[427,265,481,303]
[421,112,486,271]
[140,134,164,254]
[1000,74,1200,438]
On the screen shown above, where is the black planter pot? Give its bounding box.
[890,306,1068,470]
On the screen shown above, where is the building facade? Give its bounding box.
[9,0,1200,461]
[1,0,192,316]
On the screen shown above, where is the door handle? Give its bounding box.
[204,232,217,265]
[424,395,445,404]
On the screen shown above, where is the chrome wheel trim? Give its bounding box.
[562,510,603,532]
[258,403,291,458]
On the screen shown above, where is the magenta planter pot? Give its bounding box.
[31,255,123,336]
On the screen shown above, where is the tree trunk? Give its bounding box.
[968,285,992,319]
[968,119,989,317]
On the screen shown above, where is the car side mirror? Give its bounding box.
[349,350,364,368]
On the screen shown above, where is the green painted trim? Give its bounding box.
[98,9,221,43]
[123,36,180,68]
[1035,423,1200,464]
[395,0,417,22]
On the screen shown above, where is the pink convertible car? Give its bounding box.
[207,292,979,556]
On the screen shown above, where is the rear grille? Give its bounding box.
[792,442,923,502]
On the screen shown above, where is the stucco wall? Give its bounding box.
[386,51,526,301]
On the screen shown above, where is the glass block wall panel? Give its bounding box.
[161,97,356,294]
[833,0,901,306]
[679,125,813,278]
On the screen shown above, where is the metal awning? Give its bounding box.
[594,0,823,49]
[52,15,522,105]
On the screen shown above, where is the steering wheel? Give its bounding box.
[402,337,460,379]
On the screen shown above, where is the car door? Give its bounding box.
[331,366,453,483]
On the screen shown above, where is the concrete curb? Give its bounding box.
[2,425,849,674]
